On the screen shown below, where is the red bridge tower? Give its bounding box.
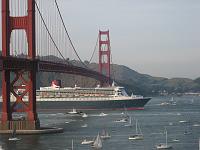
[99,30,111,85]
[1,0,39,130]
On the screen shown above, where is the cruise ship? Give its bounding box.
[2,80,151,111]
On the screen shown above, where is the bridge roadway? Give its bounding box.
[0,56,110,83]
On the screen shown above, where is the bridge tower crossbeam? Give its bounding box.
[99,30,111,85]
[1,0,39,130]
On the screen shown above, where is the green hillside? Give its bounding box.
[0,55,199,96]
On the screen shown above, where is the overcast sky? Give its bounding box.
[56,0,200,79]
[1,0,200,79]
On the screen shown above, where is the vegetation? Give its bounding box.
[0,54,199,96]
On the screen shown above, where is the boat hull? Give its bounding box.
[156,145,172,149]
[128,134,144,140]
[35,97,151,111]
[0,97,151,111]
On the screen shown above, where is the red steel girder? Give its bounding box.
[0,57,111,84]
[1,0,38,129]
[0,56,38,71]
[38,61,110,83]
[99,30,111,85]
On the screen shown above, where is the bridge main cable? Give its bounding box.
[35,0,70,64]
[54,0,88,68]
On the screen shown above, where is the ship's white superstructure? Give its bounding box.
[0,80,151,110]
[8,82,143,102]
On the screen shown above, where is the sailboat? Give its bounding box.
[8,127,21,141]
[66,139,74,150]
[128,119,143,140]
[68,108,79,114]
[169,97,176,105]
[91,133,102,149]
[156,129,172,149]
[71,139,74,150]
[184,125,192,135]
[100,129,111,139]
[125,116,132,127]
[121,106,129,118]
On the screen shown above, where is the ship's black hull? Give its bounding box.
[35,97,151,111]
[0,97,151,111]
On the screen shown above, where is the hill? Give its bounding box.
[36,59,200,96]
[0,55,200,96]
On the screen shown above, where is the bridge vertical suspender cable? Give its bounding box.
[54,0,88,68]
[89,34,99,63]
[34,1,69,64]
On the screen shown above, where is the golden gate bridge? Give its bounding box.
[0,0,111,131]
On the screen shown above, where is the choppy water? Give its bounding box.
[0,95,200,150]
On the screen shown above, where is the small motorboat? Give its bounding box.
[81,139,94,145]
[114,118,128,123]
[172,139,180,142]
[8,128,21,141]
[99,112,108,117]
[68,108,79,114]
[159,102,170,106]
[179,120,188,123]
[82,113,88,118]
[184,131,192,135]
[81,124,88,128]
[193,123,200,127]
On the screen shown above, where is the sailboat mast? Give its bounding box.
[136,119,138,134]
[72,139,74,150]
[199,138,200,150]
[165,130,168,146]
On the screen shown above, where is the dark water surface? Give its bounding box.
[0,96,200,150]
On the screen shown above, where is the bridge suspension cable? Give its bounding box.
[54,0,88,68]
[89,34,99,63]
[35,1,69,64]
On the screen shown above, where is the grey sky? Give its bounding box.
[57,0,200,79]
[0,0,200,79]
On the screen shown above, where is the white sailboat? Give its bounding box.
[169,97,176,105]
[68,108,78,114]
[125,116,132,127]
[91,133,102,149]
[100,129,111,139]
[156,129,172,149]
[128,119,143,140]
[121,106,129,118]
[8,128,21,141]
